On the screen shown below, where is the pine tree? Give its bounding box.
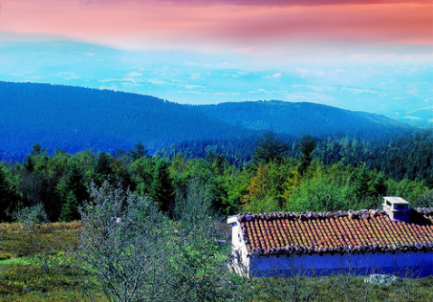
[59,191,79,222]
[0,167,12,221]
[206,151,226,175]
[150,159,174,213]
[253,131,288,165]
[373,173,388,196]
[94,152,113,184]
[30,142,46,156]
[65,164,88,203]
[129,141,149,161]
[298,134,316,176]
[426,175,433,189]
[22,156,35,172]
[354,169,370,198]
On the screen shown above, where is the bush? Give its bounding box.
[77,180,238,302]
[77,182,177,301]
[12,204,48,230]
[172,177,236,300]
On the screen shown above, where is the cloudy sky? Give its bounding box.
[0,0,432,114]
[2,0,431,48]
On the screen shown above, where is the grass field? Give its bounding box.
[1,222,433,301]
[0,222,103,301]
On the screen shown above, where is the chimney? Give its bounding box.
[383,197,410,222]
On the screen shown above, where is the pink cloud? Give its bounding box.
[84,0,430,6]
[2,0,431,49]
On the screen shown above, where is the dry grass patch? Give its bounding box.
[0,222,80,260]
[0,221,81,233]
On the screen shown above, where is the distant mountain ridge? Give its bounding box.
[0,81,414,161]
[1,39,431,125]
[0,81,255,158]
[196,100,412,137]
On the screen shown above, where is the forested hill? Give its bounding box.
[0,81,415,161]
[196,101,413,138]
[0,81,255,159]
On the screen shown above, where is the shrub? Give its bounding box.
[77,182,177,302]
[77,180,238,302]
[12,204,48,230]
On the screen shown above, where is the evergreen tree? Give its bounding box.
[150,159,174,213]
[253,131,288,165]
[94,152,113,184]
[298,134,316,176]
[30,142,47,156]
[354,169,370,198]
[115,162,136,192]
[0,167,13,221]
[65,164,88,203]
[114,148,127,158]
[22,156,35,172]
[299,134,316,156]
[426,175,433,189]
[129,141,149,161]
[373,173,388,196]
[59,191,79,222]
[205,151,227,175]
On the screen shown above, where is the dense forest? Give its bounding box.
[0,81,254,160]
[0,81,432,223]
[157,129,433,181]
[0,81,421,163]
[196,101,413,137]
[1,132,432,223]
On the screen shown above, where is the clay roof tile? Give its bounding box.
[235,208,433,256]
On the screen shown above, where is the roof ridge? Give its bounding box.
[235,208,433,222]
[233,208,433,256]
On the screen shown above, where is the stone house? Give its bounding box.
[228,197,433,278]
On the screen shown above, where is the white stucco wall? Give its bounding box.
[228,218,250,276]
[249,251,433,278]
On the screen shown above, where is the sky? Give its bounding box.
[1,0,432,48]
[0,0,432,118]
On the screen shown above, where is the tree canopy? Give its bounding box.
[253,131,288,165]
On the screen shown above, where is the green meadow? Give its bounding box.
[1,222,433,302]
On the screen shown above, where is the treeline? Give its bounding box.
[158,130,433,182]
[1,133,432,223]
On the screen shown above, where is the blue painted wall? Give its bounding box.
[250,251,433,278]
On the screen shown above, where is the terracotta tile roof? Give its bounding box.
[235,208,433,256]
